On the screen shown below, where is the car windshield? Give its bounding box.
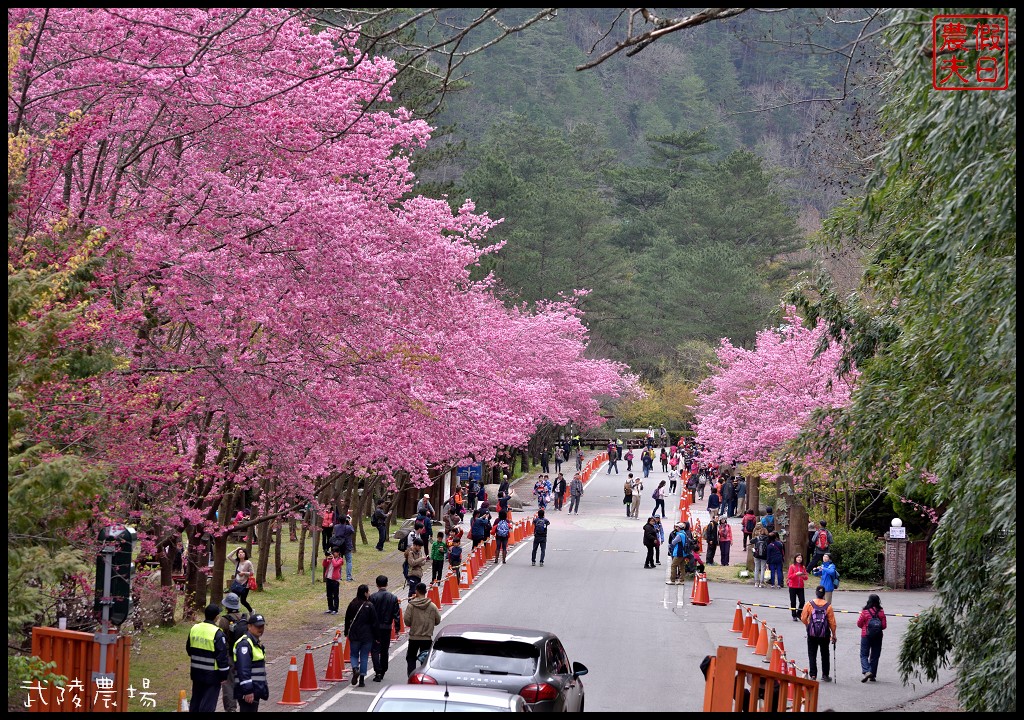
[430,638,539,676]
[374,698,509,712]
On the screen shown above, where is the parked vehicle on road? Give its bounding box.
[409,624,588,712]
[367,684,530,712]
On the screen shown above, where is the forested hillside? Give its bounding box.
[413,8,868,379]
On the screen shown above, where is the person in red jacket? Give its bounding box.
[786,553,810,621]
[856,594,888,682]
[717,517,733,565]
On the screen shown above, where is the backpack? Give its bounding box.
[397,534,408,552]
[743,516,756,534]
[752,536,768,560]
[866,610,883,638]
[651,488,659,499]
[807,602,831,638]
[815,530,829,551]
[495,519,510,538]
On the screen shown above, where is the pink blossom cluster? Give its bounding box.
[9,8,638,535]
[694,309,857,464]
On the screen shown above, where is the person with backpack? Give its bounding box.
[531,509,550,566]
[659,448,669,472]
[809,520,833,571]
[801,585,837,682]
[787,554,810,622]
[856,594,887,682]
[751,523,769,587]
[217,594,247,712]
[652,480,667,518]
[568,473,584,515]
[629,476,643,519]
[761,507,775,534]
[696,469,708,501]
[668,521,692,585]
[625,448,634,472]
[369,575,402,683]
[811,553,840,604]
[447,535,463,582]
[371,503,389,551]
[622,475,634,518]
[704,517,719,565]
[493,511,511,564]
[741,509,757,550]
[331,515,355,582]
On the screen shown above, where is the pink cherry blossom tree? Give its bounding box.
[9,8,639,615]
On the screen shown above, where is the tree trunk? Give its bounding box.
[157,552,176,627]
[289,516,298,542]
[209,533,228,608]
[274,520,284,580]
[183,528,208,618]
[297,521,308,574]
[748,476,761,516]
[255,518,272,589]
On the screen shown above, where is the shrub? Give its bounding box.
[830,527,882,581]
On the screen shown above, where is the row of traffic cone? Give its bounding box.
[729,602,815,708]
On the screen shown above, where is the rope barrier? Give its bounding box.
[738,601,918,617]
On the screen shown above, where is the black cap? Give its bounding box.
[249,613,266,627]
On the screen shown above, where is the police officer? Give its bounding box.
[234,613,269,712]
[186,603,230,713]
[217,593,247,712]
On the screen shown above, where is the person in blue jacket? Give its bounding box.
[812,553,840,604]
[233,613,269,712]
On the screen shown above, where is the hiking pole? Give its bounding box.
[832,637,837,685]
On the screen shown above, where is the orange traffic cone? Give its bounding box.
[768,637,782,672]
[690,572,698,599]
[277,656,308,706]
[397,603,407,636]
[741,609,753,640]
[787,660,798,701]
[746,616,760,648]
[776,634,786,660]
[323,632,347,682]
[460,559,473,588]
[484,538,495,562]
[754,621,770,656]
[448,571,461,601]
[440,574,454,605]
[691,573,710,606]
[427,583,441,609]
[299,644,321,691]
[178,689,188,711]
[731,602,744,632]
[342,636,351,665]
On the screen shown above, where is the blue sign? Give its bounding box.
[457,464,483,484]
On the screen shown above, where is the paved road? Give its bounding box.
[295,461,952,712]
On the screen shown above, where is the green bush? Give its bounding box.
[830,527,882,581]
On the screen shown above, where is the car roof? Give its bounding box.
[436,624,556,644]
[371,684,522,706]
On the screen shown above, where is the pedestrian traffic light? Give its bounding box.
[94,525,137,627]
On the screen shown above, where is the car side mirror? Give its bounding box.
[572,661,588,678]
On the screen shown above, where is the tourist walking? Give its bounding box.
[622,475,634,517]
[371,503,389,551]
[625,448,634,472]
[493,511,511,563]
[568,473,584,514]
[856,594,887,682]
[429,531,446,584]
[652,480,667,518]
[404,582,441,676]
[531,509,550,566]
[576,449,584,472]
[741,508,756,550]
[540,447,550,474]
[704,517,719,565]
[369,575,402,683]
[331,515,356,582]
[801,586,837,682]
[607,445,619,474]
[344,584,378,688]
[227,547,255,614]
[404,537,427,598]
[668,467,679,494]
[552,473,566,511]
[736,476,747,515]
[653,516,664,565]
[787,554,810,621]
[668,522,691,585]
[706,486,721,522]
[809,520,833,571]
